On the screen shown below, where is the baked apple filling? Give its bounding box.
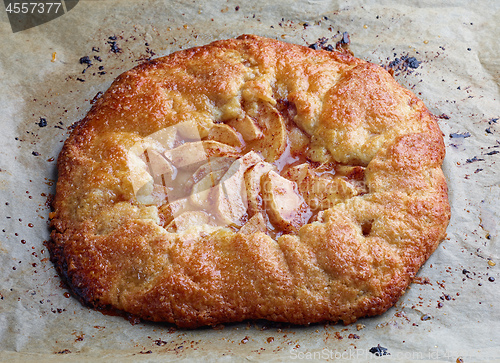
[128,105,367,237]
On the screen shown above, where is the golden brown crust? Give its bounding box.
[49,35,450,328]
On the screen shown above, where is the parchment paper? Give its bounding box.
[1,0,499,361]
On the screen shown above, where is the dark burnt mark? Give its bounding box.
[407,57,421,69]
[37,118,47,127]
[79,56,93,74]
[108,36,122,54]
[383,53,422,76]
[90,91,103,105]
[308,33,350,54]
[308,37,329,50]
[337,31,350,47]
[137,44,157,62]
[369,345,390,356]
[462,269,471,278]
[449,132,470,138]
[486,150,499,156]
[335,31,352,55]
[420,314,432,321]
[440,293,451,301]
[466,156,484,163]
[79,56,92,66]
[308,43,320,50]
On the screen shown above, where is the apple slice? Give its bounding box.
[227,115,263,142]
[251,104,287,162]
[244,161,277,216]
[127,150,155,204]
[207,124,244,148]
[190,169,226,208]
[159,197,189,226]
[166,211,210,232]
[187,156,236,189]
[164,140,238,170]
[284,163,363,211]
[145,148,176,187]
[239,213,267,235]
[262,170,311,233]
[211,151,263,226]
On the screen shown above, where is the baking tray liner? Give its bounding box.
[0,0,499,361]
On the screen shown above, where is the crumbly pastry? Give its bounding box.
[49,35,450,328]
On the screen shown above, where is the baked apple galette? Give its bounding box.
[49,35,450,328]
